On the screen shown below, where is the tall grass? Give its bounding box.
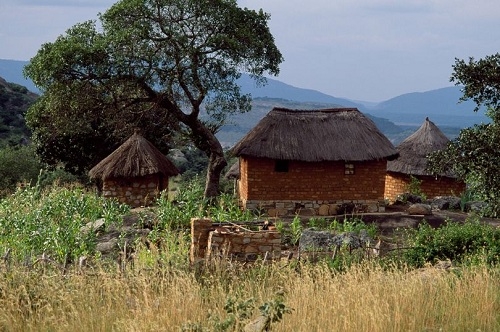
[1,181,500,331]
[0,261,498,331]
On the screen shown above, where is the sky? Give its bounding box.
[0,0,499,102]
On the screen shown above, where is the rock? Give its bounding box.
[244,315,269,332]
[299,228,375,252]
[464,201,488,213]
[318,204,330,216]
[430,196,461,210]
[299,228,335,252]
[408,203,432,215]
[395,193,423,204]
[80,218,106,234]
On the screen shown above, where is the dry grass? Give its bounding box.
[0,258,499,332]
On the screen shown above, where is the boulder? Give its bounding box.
[430,196,461,210]
[464,201,488,213]
[299,228,375,252]
[408,203,432,215]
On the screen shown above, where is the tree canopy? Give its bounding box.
[428,53,500,216]
[24,0,283,197]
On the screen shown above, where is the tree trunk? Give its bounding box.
[204,150,227,199]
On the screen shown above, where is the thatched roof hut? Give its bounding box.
[387,117,449,176]
[231,108,398,161]
[89,130,179,181]
[224,160,240,179]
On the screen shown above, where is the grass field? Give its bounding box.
[1,183,499,331]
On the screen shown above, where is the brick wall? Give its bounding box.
[238,157,387,201]
[236,157,387,216]
[103,174,168,207]
[190,218,281,264]
[385,172,466,202]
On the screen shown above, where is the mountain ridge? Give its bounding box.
[0,58,488,146]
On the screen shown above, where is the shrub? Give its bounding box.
[0,184,128,264]
[402,218,500,267]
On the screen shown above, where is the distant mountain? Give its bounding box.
[238,74,365,108]
[368,87,489,127]
[1,58,487,146]
[217,97,404,147]
[0,60,39,94]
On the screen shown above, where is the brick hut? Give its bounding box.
[385,117,465,202]
[89,129,179,207]
[230,108,398,216]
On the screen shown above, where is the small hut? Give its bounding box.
[231,108,398,216]
[385,117,465,201]
[89,129,179,207]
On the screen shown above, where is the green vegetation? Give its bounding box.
[24,0,283,197]
[0,78,36,147]
[428,53,500,216]
[0,181,499,331]
[403,218,500,267]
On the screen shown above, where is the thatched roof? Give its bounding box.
[387,117,450,176]
[89,130,179,180]
[231,108,398,162]
[225,160,240,179]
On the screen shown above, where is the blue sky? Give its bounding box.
[1,0,499,102]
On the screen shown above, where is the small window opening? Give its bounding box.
[275,160,289,172]
[345,162,355,175]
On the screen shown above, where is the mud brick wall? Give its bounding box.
[239,157,387,201]
[385,172,466,202]
[190,218,281,264]
[103,174,168,207]
[238,157,387,216]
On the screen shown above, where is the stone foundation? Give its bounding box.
[103,174,168,207]
[241,199,386,217]
[190,218,281,264]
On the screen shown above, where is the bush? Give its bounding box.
[402,218,500,267]
[0,185,129,264]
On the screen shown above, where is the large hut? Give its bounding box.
[231,108,398,216]
[89,130,179,207]
[385,117,465,201]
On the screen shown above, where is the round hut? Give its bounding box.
[231,107,398,216]
[89,129,179,207]
[385,117,465,201]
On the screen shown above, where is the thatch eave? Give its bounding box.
[231,108,398,162]
[89,131,179,181]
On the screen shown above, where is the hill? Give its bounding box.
[0,59,40,94]
[1,58,487,146]
[217,97,404,147]
[369,87,489,127]
[0,76,38,146]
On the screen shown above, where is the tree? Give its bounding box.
[24,0,283,198]
[427,53,500,216]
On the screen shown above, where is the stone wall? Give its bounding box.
[190,218,281,264]
[103,174,168,207]
[243,199,385,217]
[237,157,387,216]
[385,172,466,202]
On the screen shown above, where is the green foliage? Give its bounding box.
[402,218,500,267]
[155,178,257,232]
[0,79,36,146]
[24,0,283,196]
[406,175,426,199]
[428,53,500,216]
[183,292,292,332]
[328,217,378,238]
[0,185,128,264]
[0,146,42,193]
